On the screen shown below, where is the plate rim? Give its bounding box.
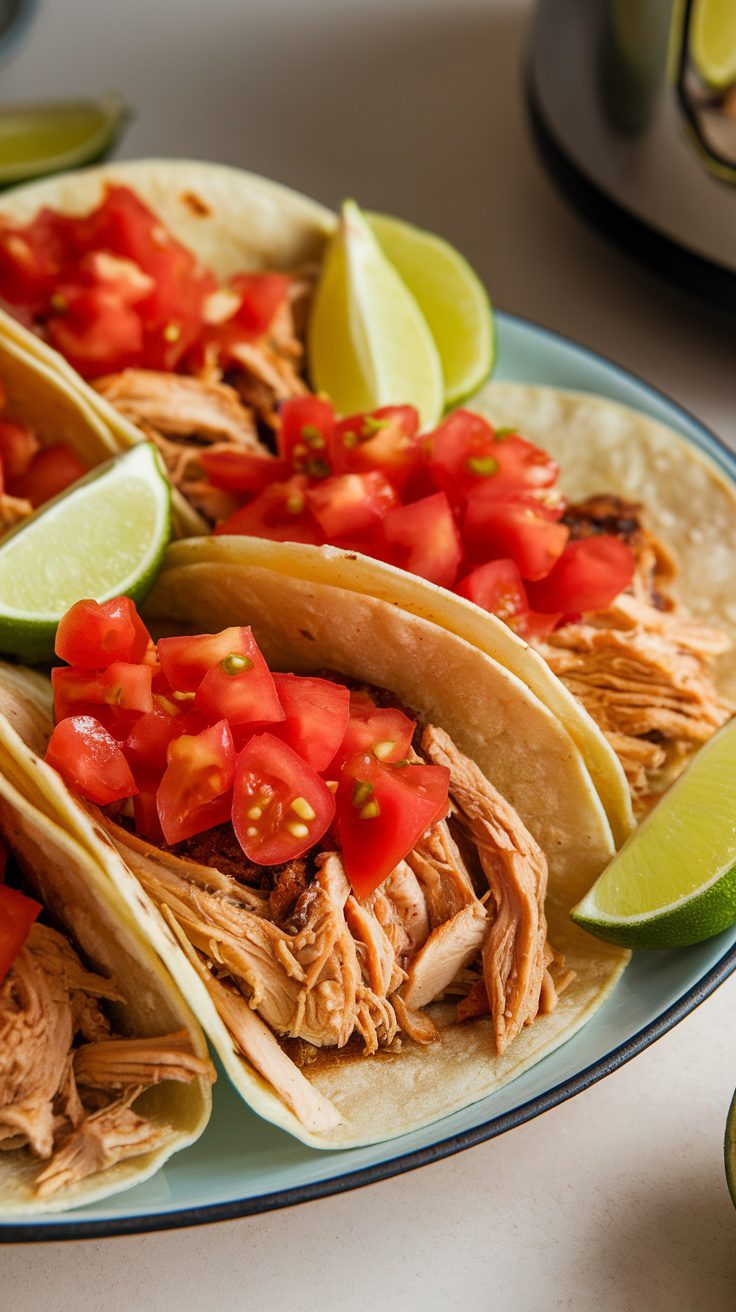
[2,308,734,1242]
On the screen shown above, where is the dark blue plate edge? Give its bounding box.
[2,310,734,1242]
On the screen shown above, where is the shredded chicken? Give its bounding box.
[93,370,262,447]
[545,496,732,805]
[406,819,478,925]
[422,725,550,1054]
[402,904,488,1011]
[0,918,212,1199]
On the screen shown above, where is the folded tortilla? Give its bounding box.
[0,710,213,1215]
[0,548,629,1149]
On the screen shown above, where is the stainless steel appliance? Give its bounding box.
[528,0,736,313]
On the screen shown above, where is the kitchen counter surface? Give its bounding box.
[1,2,734,1307]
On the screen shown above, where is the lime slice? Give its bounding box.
[0,96,130,187]
[691,0,736,90]
[726,1091,736,1208]
[572,720,736,948]
[367,211,495,406]
[0,443,170,664]
[308,199,444,429]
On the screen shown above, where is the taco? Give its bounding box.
[0,548,627,1148]
[0,709,214,1214]
[0,162,729,834]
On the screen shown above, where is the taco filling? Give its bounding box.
[43,598,576,1134]
[0,870,213,1200]
[0,184,729,807]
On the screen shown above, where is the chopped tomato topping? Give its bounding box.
[0,885,42,986]
[10,444,87,506]
[456,559,561,639]
[278,396,335,478]
[463,495,569,581]
[271,674,350,772]
[330,692,416,771]
[228,272,291,339]
[232,733,335,864]
[213,475,321,544]
[157,719,236,845]
[332,406,421,489]
[305,470,398,540]
[159,626,261,693]
[194,632,283,726]
[52,662,154,721]
[335,753,450,897]
[123,706,207,783]
[526,535,636,615]
[55,597,152,669]
[198,448,289,494]
[380,492,462,589]
[45,715,139,805]
[0,419,39,480]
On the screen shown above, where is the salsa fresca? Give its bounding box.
[0,184,635,631]
[0,383,87,531]
[46,597,451,899]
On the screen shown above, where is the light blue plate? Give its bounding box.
[4,311,735,1241]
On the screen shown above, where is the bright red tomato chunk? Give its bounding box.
[45,715,139,805]
[194,632,283,726]
[380,492,462,589]
[0,885,42,986]
[306,470,397,540]
[55,597,152,669]
[526,535,635,615]
[232,733,335,864]
[271,674,350,773]
[10,444,87,506]
[464,495,569,581]
[335,753,450,897]
[156,719,236,845]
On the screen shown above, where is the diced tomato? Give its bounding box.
[380,492,462,589]
[455,559,561,639]
[123,706,208,783]
[526,535,635,615]
[213,475,321,544]
[52,662,154,722]
[134,786,165,844]
[194,632,284,727]
[305,470,398,540]
[331,406,422,490]
[46,285,144,378]
[198,448,289,495]
[55,597,152,669]
[277,396,335,479]
[330,692,416,773]
[45,715,138,805]
[0,420,40,481]
[159,626,249,692]
[335,752,450,897]
[156,719,236,845]
[463,494,569,581]
[456,558,530,627]
[232,733,335,864]
[228,272,291,339]
[270,673,350,772]
[9,443,87,507]
[425,411,559,508]
[0,208,77,310]
[0,885,42,986]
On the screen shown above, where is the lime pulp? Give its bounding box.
[572,718,736,948]
[367,211,495,407]
[308,199,444,429]
[0,96,130,187]
[0,443,171,663]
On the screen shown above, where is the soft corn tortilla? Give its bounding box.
[0,549,628,1148]
[0,714,212,1215]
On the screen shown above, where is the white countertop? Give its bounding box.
[2,1,734,1306]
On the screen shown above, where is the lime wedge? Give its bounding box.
[367,212,495,406]
[691,0,736,90]
[572,720,736,948]
[308,199,444,429]
[0,443,170,663]
[726,1091,736,1208]
[0,96,130,187]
